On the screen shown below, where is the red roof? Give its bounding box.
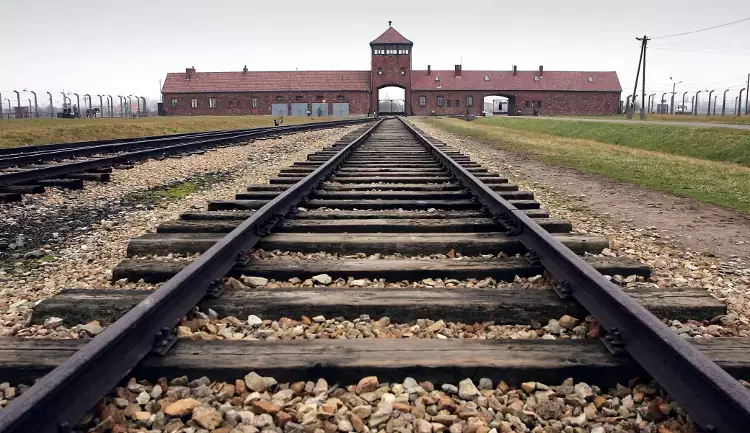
[370,26,413,45]
[411,70,622,92]
[162,71,371,93]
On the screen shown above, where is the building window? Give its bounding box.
[437,96,445,107]
[252,97,258,108]
[400,68,405,75]
[171,98,177,108]
[377,68,383,75]
[447,99,452,107]
[419,96,426,107]
[296,96,303,102]
[435,76,440,82]
[587,76,593,82]
[209,97,217,108]
[276,96,283,102]
[236,101,241,108]
[337,95,345,102]
[455,100,459,107]
[228,101,234,108]
[190,98,198,108]
[466,96,473,107]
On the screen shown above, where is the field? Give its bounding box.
[423,117,750,214]
[572,114,750,125]
[474,117,750,166]
[0,116,347,149]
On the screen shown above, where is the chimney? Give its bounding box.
[455,64,462,77]
[186,66,195,80]
[512,65,517,76]
[242,65,248,74]
[427,65,431,76]
[539,65,543,76]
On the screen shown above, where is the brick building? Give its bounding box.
[161,23,621,117]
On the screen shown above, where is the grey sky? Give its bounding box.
[1,0,748,108]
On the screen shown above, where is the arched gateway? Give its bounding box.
[161,23,622,117]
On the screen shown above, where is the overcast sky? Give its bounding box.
[1,0,748,108]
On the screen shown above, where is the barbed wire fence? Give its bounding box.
[0,90,151,120]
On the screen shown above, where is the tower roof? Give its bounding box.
[370,23,413,45]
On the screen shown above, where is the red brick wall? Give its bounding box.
[410,90,620,116]
[371,48,412,113]
[162,91,371,116]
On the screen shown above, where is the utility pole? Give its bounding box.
[628,37,646,119]
[636,35,650,120]
[746,73,749,115]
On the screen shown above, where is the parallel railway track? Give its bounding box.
[0,119,371,202]
[0,117,749,432]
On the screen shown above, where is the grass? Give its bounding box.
[565,113,750,125]
[423,117,750,214]
[130,172,227,203]
[0,115,346,149]
[473,117,750,166]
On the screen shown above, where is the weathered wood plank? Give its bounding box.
[2,338,749,388]
[126,232,609,256]
[179,209,551,221]
[35,284,716,327]
[302,199,538,210]
[112,256,649,284]
[158,217,569,234]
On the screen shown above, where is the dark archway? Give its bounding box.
[377,86,406,115]
[483,94,517,116]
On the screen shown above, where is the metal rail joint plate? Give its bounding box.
[398,117,750,433]
[0,119,382,433]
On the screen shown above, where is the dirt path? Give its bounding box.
[412,119,750,266]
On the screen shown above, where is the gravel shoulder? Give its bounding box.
[0,126,359,334]
[411,118,750,325]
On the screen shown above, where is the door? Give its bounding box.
[271,104,288,116]
[291,103,307,116]
[332,103,349,117]
[311,103,329,117]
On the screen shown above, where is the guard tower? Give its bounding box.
[370,21,413,115]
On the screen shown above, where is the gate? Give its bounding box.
[291,103,307,116]
[271,104,288,116]
[378,99,405,115]
[332,103,349,117]
[311,103,329,117]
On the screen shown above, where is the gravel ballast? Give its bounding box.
[0,126,361,335]
[409,118,750,335]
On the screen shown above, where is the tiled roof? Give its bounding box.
[162,71,371,93]
[370,27,413,45]
[411,70,622,92]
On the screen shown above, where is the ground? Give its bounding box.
[0,116,348,149]
[568,113,750,126]
[426,117,750,214]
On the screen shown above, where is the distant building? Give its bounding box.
[161,24,622,116]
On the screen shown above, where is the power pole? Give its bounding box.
[636,35,650,120]
[628,38,645,120]
[746,73,749,115]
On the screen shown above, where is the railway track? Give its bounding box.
[0,119,371,203]
[0,117,749,432]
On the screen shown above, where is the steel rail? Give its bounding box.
[399,117,750,433]
[0,118,383,433]
[0,119,368,168]
[0,119,373,187]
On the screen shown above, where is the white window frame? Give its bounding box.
[419,96,426,107]
[209,97,217,108]
[252,97,259,108]
[466,96,473,107]
[171,98,177,108]
[437,96,445,107]
[190,98,198,108]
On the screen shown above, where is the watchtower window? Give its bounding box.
[400,68,406,75]
[377,68,383,75]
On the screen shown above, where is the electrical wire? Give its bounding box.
[650,47,750,56]
[651,16,750,40]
